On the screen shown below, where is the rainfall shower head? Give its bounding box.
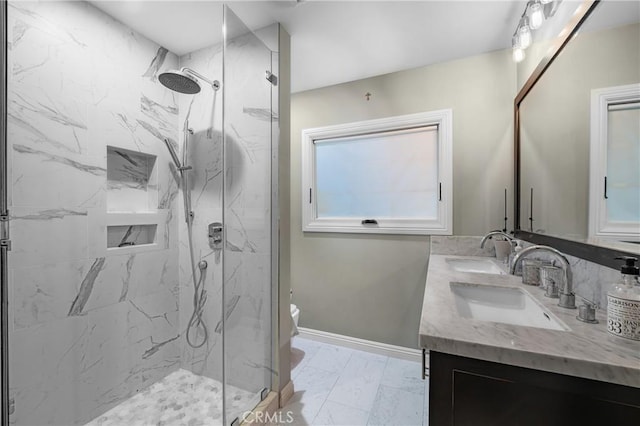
[159,67,220,94]
[159,69,201,94]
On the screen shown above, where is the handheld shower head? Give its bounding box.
[163,138,183,170]
[159,67,220,94]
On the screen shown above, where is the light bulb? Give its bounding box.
[511,35,525,63]
[512,35,521,49]
[529,2,544,30]
[518,23,532,49]
[513,47,525,63]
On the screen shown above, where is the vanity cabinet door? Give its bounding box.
[429,351,640,425]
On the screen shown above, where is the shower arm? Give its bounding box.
[181,67,220,90]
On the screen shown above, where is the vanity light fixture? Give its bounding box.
[511,0,561,62]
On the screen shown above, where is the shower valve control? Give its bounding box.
[208,222,223,250]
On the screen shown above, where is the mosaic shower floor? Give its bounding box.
[85,369,258,426]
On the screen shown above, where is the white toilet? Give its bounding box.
[290,304,300,336]
[290,304,300,327]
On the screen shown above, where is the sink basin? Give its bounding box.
[446,258,505,275]
[450,282,569,331]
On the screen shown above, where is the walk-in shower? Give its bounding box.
[1,2,281,425]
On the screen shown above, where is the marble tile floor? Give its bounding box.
[85,369,258,426]
[280,337,429,426]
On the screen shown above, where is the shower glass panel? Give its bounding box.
[222,6,274,424]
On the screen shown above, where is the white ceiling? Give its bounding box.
[90,0,531,93]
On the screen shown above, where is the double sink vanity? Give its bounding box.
[419,237,640,425]
[419,1,639,423]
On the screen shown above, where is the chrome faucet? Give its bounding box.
[509,245,576,309]
[480,230,514,248]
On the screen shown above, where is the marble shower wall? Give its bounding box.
[7,1,181,424]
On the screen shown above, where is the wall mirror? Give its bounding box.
[515,0,640,267]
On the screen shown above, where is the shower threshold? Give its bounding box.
[85,369,257,426]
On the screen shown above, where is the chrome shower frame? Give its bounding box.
[1,2,10,424]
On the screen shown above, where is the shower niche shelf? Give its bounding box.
[108,224,157,248]
[107,145,158,213]
[106,211,168,255]
[106,146,166,255]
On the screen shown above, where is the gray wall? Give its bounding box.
[290,49,516,348]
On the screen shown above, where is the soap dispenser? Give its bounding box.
[606,256,640,341]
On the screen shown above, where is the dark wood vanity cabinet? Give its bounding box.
[429,351,640,425]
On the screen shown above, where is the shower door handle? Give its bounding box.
[208,222,223,250]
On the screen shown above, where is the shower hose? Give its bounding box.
[183,177,209,349]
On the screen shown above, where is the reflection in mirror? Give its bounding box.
[589,83,639,242]
[515,0,582,91]
[518,0,639,254]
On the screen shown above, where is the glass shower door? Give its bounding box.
[222,6,274,425]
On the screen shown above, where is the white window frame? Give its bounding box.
[301,110,453,235]
[589,83,640,242]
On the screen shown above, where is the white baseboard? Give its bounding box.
[297,327,422,363]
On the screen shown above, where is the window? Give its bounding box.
[301,110,453,235]
[589,84,640,241]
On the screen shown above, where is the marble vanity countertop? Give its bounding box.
[419,254,640,388]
